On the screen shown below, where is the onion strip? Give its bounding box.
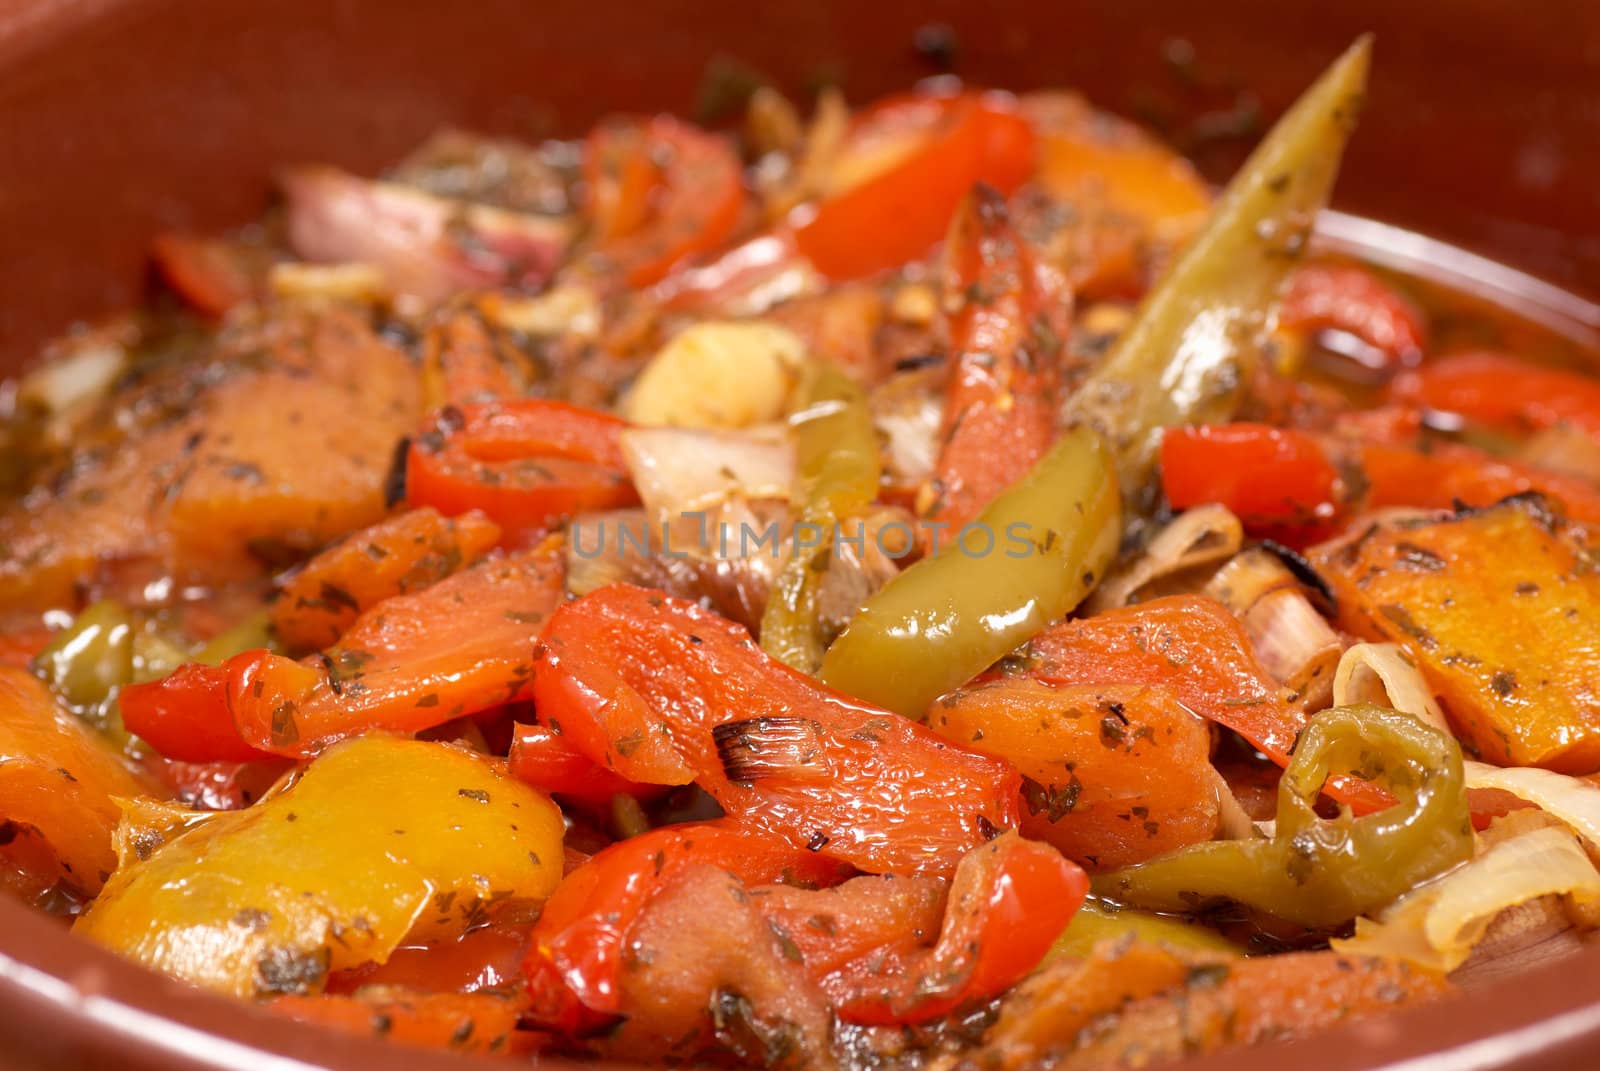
[1333,642,1448,732]
[1085,504,1243,612]
[1333,824,1600,973]
[1463,761,1600,858]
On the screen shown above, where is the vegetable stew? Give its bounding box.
[2,34,1599,1069]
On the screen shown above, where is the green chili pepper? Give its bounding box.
[34,600,134,709]
[760,365,882,673]
[131,621,189,683]
[819,424,1120,717]
[1093,704,1472,928]
[1064,36,1371,507]
[1046,899,1242,964]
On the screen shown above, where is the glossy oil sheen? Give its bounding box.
[1,1,1600,1069]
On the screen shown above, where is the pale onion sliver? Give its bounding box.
[1086,504,1244,612]
[1333,642,1449,732]
[1333,825,1600,972]
[620,425,796,521]
[1464,761,1600,858]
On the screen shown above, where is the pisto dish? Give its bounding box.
[3,33,1600,1068]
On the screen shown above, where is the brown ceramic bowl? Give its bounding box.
[3,1,1600,1068]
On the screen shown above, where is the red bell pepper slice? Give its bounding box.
[1162,420,1600,535]
[120,663,273,764]
[791,91,1036,281]
[150,233,266,317]
[584,115,745,288]
[824,833,1085,1025]
[405,400,638,544]
[1389,350,1600,443]
[226,541,565,757]
[531,584,1022,875]
[523,820,850,1028]
[507,722,662,807]
[1359,440,1600,527]
[271,506,502,653]
[1023,595,1390,814]
[1279,263,1428,371]
[922,185,1063,537]
[1160,423,1343,544]
[584,121,662,243]
[145,755,293,811]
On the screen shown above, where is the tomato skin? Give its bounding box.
[227,542,565,758]
[119,663,272,763]
[585,115,745,287]
[271,507,501,653]
[1359,440,1600,527]
[1158,419,1600,535]
[531,583,1022,875]
[829,834,1086,1025]
[792,93,1037,281]
[507,722,663,806]
[1280,264,1428,370]
[922,186,1063,536]
[146,755,292,810]
[150,233,262,317]
[584,122,662,242]
[406,400,638,543]
[929,679,1221,869]
[1023,595,1390,815]
[1160,423,1342,543]
[522,821,849,1028]
[1389,350,1600,442]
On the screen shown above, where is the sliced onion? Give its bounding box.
[1333,642,1448,732]
[1212,769,1259,842]
[870,368,942,492]
[481,284,601,340]
[1464,761,1600,857]
[620,425,795,523]
[813,506,912,639]
[789,86,850,206]
[267,262,387,304]
[1205,548,1342,708]
[566,507,777,630]
[1448,896,1587,988]
[281,166,573,302]
[1085,504,1243,612]
[18,341,126,415]
[1333,823,1600,973]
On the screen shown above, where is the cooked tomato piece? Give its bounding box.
[406,400,637,544]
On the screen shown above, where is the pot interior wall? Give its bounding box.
[1,0,1598,369]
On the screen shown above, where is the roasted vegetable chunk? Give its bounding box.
[0,308,420,612]
[928,679,1221,869]
[271,507,501,652]
[0,667,153,901]
[1313,495,1600,772]
[75,736,564,998]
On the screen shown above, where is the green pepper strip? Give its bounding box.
[760,365,882,673]
[34,600,134,710]
[1064,36,1371,507]
[194,611,276,666]
[1093,704,1472,928]
[819,425,1120,718]
[1046,898,1242,964]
